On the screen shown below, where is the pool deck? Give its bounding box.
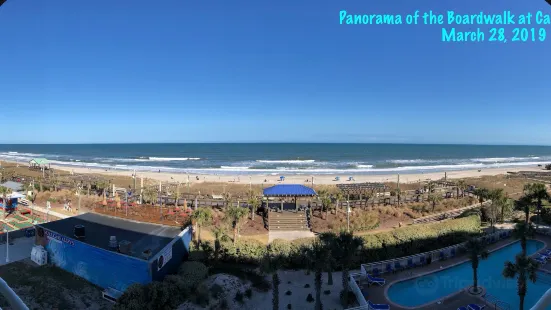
[362,234,551,309]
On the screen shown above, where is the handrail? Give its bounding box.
[0,278,29,310]
[360,229,511,276]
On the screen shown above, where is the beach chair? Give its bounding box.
[334,176,340,181]
[279,176,285,182]
[407,258,415,269]
[367,274,386,286]
[372,267,380,276]
[439,251,447,260]
[394,261,403,271]
[535,257,546,265]
[417,256,426,267]
[450,248,456,258]
[348,176,355,181]
[368,300,390,310]
[385,263,394,273]
[467,304,485,310]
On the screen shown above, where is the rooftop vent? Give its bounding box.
[109,236,118,251]
[74,225,85,239]
[119,240,132,255]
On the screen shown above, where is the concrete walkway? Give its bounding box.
[268,230,315,243]
[0,237,34,266]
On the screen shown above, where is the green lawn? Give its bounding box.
[0,260,112,310]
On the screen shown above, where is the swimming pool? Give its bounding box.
[387,240,549,308]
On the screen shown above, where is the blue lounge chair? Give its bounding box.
[467,304,485,310]
[439,251,447,260]
[368,300,390,310]
[535,257,546,265]
[407,258,415,269]
[334,176,340,181]
[450,248,456,257]
[372,267,380,276]
[367,274,386,286]
[417,256,426,266]
[394,261,402,271]
[385,263,394,273]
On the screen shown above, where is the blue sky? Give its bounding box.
[0,0,549,144]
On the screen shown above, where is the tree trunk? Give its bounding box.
[315,270,322,310]
[233,227,237,245]
[341,268,350,307]
[272,273,280,310]
[519,294,525,310]
[473,267,478,292]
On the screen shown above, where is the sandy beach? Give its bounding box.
[47,163,544,185]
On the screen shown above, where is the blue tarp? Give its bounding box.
[263,184,317,197]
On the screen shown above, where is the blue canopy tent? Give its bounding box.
[263,184,317,212]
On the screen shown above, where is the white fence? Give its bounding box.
[360,229,511,278]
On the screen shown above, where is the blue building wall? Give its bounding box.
[149,226,192,281]
[40,227,151,292]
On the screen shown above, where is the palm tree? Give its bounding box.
[226,206,248,244]
[428,193,443,212]
[307,241,329,310]
[318,190,332,220]
[261,254,283,310]
[523,183,550,228]
[211,225,229,261]
[0,186,12,219]
[247,191,260,220]
[503,254,539,310]
[335,192,344,212]
[318,232,337,285]
[222,192,232,210]
[465,238,489,293]
[513,222,534,256]
[190,207,212,245]
[474,188,490,205]
[334,231,364,307]
[487,189,506,233]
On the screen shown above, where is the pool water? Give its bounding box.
[387,240,549,308]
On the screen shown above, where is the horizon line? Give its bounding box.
[0,142,550,147]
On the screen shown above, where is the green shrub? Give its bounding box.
[285,290,292,295]
[306,293,314,303]
[178,261,208,289]
[245,288,253,298]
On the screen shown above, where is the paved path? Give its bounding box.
[28,205,69,219]
[268,230,315,243]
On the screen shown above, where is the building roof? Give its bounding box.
[0,181,24,192]
[37,213,182,260]
[29,158,49,165]
[263,184,317,197]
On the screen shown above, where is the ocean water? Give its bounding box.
[0,143,550,175]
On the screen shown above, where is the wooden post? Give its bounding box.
[140,177,144,204]
[175,183,180,208]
